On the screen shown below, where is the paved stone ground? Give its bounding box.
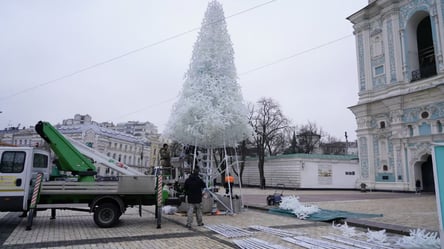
[0,188,439,248]
[240,188,439,232]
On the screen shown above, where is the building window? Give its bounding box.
[380,121,386,129]
[408,125,414,136]
[421,111,429,119]
[33,153,48,169]
[383,165,388,171]
[374,65,384,76]
[409,15,437,81]
[0,151,26,173]
[438,121,443,133]
[417,17,436,79]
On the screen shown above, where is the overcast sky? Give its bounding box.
[0,0,367,141]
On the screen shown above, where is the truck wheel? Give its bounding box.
[94,203,120,228]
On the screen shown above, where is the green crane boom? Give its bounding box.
[35,121,96,182]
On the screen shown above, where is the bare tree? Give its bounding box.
[266,128,290,155]
[296,121,323,154]
[284,129,298,154]
[248,98,289,189]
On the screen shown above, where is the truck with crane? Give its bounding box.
[0,121,178,229]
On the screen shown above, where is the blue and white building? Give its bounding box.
[348,0,444,191]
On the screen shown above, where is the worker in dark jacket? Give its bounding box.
[184,170,206,228]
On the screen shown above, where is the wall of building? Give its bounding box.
[241,154,359,189]
[348,0,444,191]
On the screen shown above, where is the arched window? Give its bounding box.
[438,121,443,133]
[383,165,388,171]
[380,121,386,129]
[417,17,436,79]
[407,13,436,81]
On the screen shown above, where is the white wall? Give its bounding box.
[300,161,359,189]
[242,155,359,189]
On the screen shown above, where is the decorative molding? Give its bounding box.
[403,101,444,122]
[400,0,434,29]
[357,117,369,129]
[354,22,371,33]
[371,28,382,36]
[390,109,403,124]
[387,18,397,83]
[388,137,394,170]
[410,142,432,163]
[359,137,369,179]
[358,34,366,91]
[373,75,387,88]
[396,146,403,181]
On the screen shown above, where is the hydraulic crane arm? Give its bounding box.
[35,121,96,181]
[67,136,144,176]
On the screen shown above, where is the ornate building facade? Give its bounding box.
[348,0,444,191]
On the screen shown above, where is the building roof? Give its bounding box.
[57,124,147,144]
[247,153,359,161]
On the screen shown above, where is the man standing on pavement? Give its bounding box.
[184,169,206,228]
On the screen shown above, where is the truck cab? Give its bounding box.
[0,147,51,212]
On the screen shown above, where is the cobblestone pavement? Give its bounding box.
[0,188,439,249]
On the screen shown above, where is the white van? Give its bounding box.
[0,147,51,212]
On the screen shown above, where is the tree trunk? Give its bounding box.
[257,140,266,189]
[239,140,246,185]
[258,157,265,189]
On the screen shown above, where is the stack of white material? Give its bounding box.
[278,195,320,219]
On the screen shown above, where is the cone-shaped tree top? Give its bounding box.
[164,0,250,147]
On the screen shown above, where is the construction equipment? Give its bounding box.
[0,121,179,229]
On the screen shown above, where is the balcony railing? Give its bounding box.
[411,63,437,82]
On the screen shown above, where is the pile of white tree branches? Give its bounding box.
[278,195,320,219]
[333,221,440,248]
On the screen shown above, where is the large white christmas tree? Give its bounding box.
[164,1,250,148]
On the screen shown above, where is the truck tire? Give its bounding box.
[94,203,120,228]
